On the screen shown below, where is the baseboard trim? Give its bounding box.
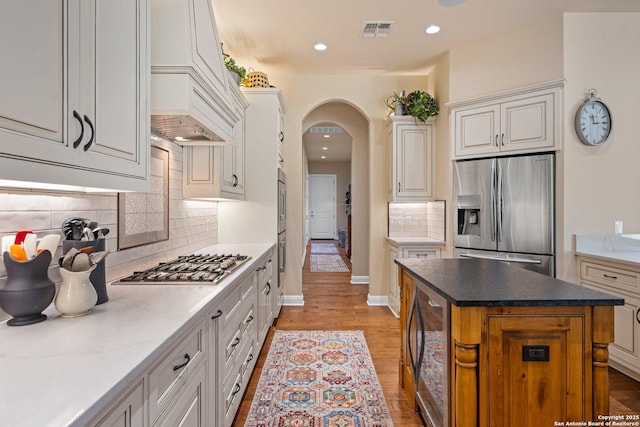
[282,294,304,306]
[350,275,369,285]
[367,294,389,306]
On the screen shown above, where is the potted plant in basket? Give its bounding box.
[222,44,246,85]
[404,90,439,122]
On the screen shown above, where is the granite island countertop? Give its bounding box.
[395,258,624,307]
[0,243,273,427]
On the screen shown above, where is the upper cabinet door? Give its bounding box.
[387,117,435,201]
[500,93,554,152]
[0,0,68,150]
[79,0,148,177]
[454,104,501,157]
[0,0,149,191]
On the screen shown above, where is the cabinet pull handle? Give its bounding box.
[501,133,505,146]
[173,353,191,371]
[636,308,640,324]
[246,315,254,324]
[398,182,401,193]
[231,337,241,348]
[232,174,238,187]
[495,134,499,146]
[266,282,271,295]
[72,111,84,149]
[211,309,222,319]
[603,274,618,280]
[83,115,94,151]
[279,132,284,142]
[247,353,254,363]
[232,383,242,396]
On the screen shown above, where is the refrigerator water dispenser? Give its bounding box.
[457,195,481,236]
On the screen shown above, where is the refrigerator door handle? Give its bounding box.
[490,159,497,242]
[497,160,504,242]
[459,252,542,264]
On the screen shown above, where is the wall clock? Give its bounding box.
[574,89,612,146]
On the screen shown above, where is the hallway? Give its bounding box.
[233,241,640,425]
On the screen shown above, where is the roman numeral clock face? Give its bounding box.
[575,98,612,146]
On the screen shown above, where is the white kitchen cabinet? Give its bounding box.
[149,319,207,425]
[215,272,258,427]
[183,84,248,200]
[387,239,443,316]
[93,380,145,427]
[0,0,149,192]
[154,362,206,427]
[386,116,435,201]
[450,81,562,159]
[577,255,640,381]
[218,89,286,305]
[257,256,275,344]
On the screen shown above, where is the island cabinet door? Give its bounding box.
[485,314,585,426]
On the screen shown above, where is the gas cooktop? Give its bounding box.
[112,254,251,285]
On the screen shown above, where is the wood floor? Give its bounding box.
[233,241,640,426]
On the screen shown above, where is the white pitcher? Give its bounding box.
[55,265,98,317]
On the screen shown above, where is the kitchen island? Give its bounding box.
[0,243,274,427]
[396,258,624,427]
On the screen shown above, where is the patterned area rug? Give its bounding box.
[244,330,395,427]
[311,243,339,254]
[420,330,445,414]
[310,254,350,273]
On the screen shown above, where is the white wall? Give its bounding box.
[0,138,218,321]
[559,12,640,280]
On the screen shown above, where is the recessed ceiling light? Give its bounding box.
[314,43,327,51]
[321,155,326,159]
[426,25,441,34]
[439,0,465,6]
[175,136,191,142]
[322,147,328,150]
[323,134,330,138]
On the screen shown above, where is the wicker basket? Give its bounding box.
[245,69,270,88]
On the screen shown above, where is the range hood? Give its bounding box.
[150,0,241,146]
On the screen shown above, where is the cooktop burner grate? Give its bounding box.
[113,254,251,285]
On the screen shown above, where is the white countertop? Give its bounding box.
[386,236,445,245]
[575,234,640,266]
[0,243,273,427]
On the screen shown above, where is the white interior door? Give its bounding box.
[309,174,336,239]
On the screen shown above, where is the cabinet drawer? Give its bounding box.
[402,247,441,259]
[148,320,206,423]
[580,260,640,293]
[219,274,255,328]
[223,371,243,418]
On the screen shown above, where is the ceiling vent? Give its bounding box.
[310,126,344,134]
[361,21,394,38]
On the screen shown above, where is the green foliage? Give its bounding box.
[222,44,246,84]
[404,91,439,122]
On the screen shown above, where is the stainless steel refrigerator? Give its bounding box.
[453,153,555,276]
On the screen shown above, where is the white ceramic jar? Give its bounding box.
[55,266,98,317]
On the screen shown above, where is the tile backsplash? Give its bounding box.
[388,201,445,241]
[0,138,218,321]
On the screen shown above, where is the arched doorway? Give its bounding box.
[301,101,369,285]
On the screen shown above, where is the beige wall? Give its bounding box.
[449,14,564,101]
[308,161,351,233]
[559,13,640,281]
[267,73,429,298]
